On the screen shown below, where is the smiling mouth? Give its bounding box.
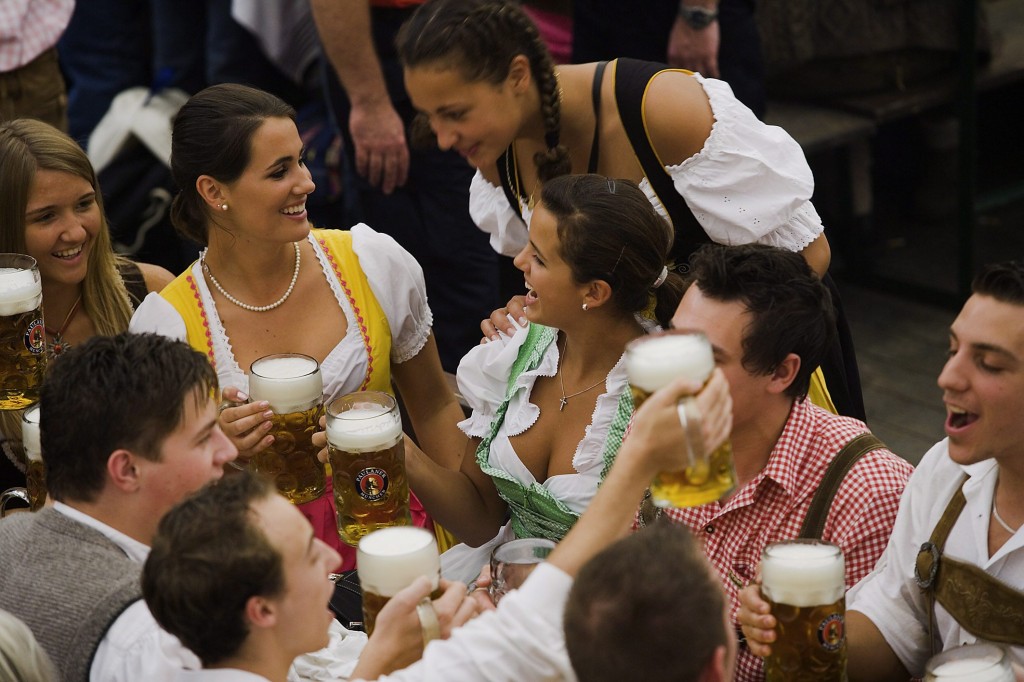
[54,245,84,259]
[947,405,978,430]
[281,203,306,216]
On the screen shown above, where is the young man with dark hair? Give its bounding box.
[657,243,913,681]
[741,259,1024,679]
[0,333,238,681]
[564,522,734,682]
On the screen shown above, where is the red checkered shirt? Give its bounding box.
[0,0,73,72]
[650,399,914,682]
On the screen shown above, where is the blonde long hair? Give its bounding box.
[0,609,56,682]
[0,119,135,336]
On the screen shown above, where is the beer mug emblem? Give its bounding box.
[24,318,44,355]
[817,613,845,651]
[356,467,389,501]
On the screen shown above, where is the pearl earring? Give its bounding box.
[581,303,589,311]
[220,203,229,211]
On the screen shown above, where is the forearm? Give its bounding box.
[310,0,390,106]
[846,610,911,682]
[406,440,505,545]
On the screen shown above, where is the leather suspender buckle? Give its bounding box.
[915,542,941,589]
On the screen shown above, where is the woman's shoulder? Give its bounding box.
[135,261,176,294]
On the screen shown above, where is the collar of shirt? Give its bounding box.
[52,501,150,563]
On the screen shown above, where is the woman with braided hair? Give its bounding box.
[397,0,865,420]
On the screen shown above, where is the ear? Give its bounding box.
[506,54,532,94]
[106,449,142,493]
[196,174,228,211]
[245,595,277,630]
[766,352,801,395]
[696,645,730,682]
[581,279,613,310]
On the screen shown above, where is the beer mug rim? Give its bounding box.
[326,391,397,420]
[490,537,556,565]
[22,404,41,426]
[248,353,323,414]
[0,253,39,271]
[625,328,710,352]
[762,538,842,561]
[249,353,321,380]
[925,643,1011,679]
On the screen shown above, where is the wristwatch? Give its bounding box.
[678,4,718,29]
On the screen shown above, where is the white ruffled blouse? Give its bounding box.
[440,322,630,582]
[469,73,824,257]
[129,225,432,400]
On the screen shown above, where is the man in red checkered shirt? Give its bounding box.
[647,243,913,682]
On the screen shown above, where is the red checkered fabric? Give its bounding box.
[0,0,73,71]
[651,400,914,682]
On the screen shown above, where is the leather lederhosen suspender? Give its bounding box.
[799,433,885,540]
[914,476,1024,649]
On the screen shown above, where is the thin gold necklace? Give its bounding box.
[557,335,606,411]
[505,143,537,211]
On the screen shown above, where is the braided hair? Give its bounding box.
[397,0,571,181]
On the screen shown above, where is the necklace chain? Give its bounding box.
[505,143,536,211]
[202,242,301,313]
[557,335,606,411]
[993,497,1019,534]
[45,294,83,357]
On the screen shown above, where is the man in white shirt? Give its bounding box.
[738,259,1024,680]
[143,366,737,682]
[0,332,237,681]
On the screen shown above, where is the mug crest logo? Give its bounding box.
[355,467,389,502]
[24,318,44,355]
[817,612,845,651]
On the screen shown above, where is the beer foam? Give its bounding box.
[0,267,42,316]
[327,404,402,451]
[760,542,845,607]
[626,333,713,393]
[248,355,323,414]
[21,404,41,462]
[357,527,440,596]
[926,645,1011,682]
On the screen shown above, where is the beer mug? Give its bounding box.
[247,354,325,505]
[761,540,847,682]
[489,537,555,605]
[625,331,735,508]
[22,404,45,511]
[0,254,46,410]
[357,526,440,635]
[326,391,410,546]
[924,643,1014,682]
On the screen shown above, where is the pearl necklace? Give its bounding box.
[557,335,606,411]
[201,242,301,312]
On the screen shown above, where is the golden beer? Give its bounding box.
[925,644,1014,682]
[327,392,410,546]
[248,354,325,505]
[761,540,847,682]
[626,331,735,508]
[22,405,45,511]
[357,527,440,635]
[0,256,46,410]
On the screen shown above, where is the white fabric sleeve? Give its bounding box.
[662,75,824,252]
[350,224,433,364]
[455,322,531,438]
[91,600,201,681]
[364,562,576,682]
[288,620,368,681]
[468,170,529,257]
[846,442,949,677]
[128,292,189,341]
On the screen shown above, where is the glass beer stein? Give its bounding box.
[625,330,735,507]
[326,391,410,546]
[0,255,46,410]
[761,540,847,682]
[247,354,325,504]
[357,526,440,635]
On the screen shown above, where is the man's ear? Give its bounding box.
[106,449,141,492]
[696,645,730,682]
[245,595,277,630]
[766,352,801,396]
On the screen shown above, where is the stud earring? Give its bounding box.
[220,203,229,211]
[581,303,589,311]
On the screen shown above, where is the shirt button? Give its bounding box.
[705,524,715,533]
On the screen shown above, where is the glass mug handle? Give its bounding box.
[0,487,31,517]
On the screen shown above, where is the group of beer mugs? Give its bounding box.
[0,255,48,516]
[243,353,412,546]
